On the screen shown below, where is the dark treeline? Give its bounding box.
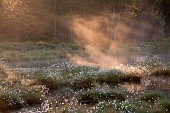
[0,0,169,41]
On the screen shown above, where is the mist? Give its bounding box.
[68,11,162,68]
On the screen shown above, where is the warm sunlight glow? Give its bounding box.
[69,14,129,68]
[2,0,21,11]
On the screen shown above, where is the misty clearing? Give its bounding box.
[0,0,170,113]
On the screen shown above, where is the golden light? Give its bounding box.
[2,0,22,11]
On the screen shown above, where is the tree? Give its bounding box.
[0,0,53,40]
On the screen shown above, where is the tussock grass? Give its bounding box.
[70,76,95,90]
[139,91,166,102]
[154,99,170,112]
[151,69,170,77]
[115,101,136,112]
[95,100,136,113]
[61,107,87,113]
[95,101,116,113]
[0,88,42,112]
[34,71,62,90]
[77,89,126,105]
[0,92,22,111]
[0,65,43,111]
[33,70,74,90]
[96,69,123,84]
[21,89,42,106]
[33,65,143,91]
[134,109,151,113]
[33,66,127,90]
[121,74,141,84]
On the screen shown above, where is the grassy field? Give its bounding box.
[0,39,169,113]
[0,39,169,64]
[0,41,80,62]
